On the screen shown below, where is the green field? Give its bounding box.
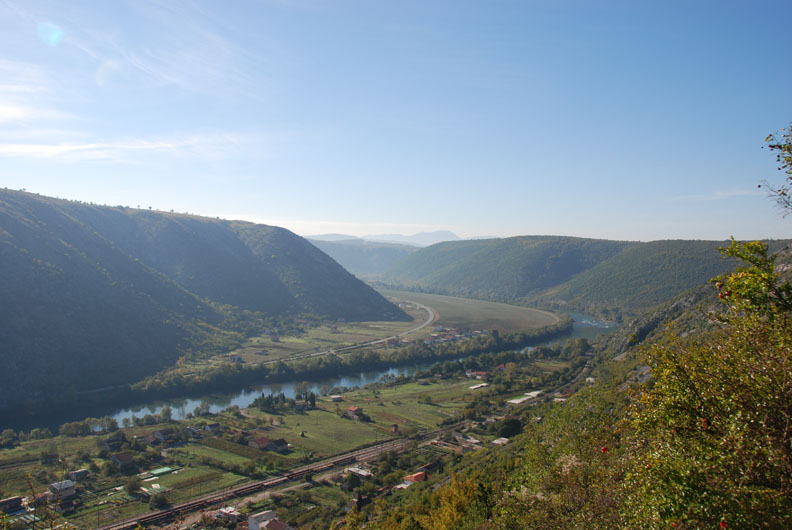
[378,289,560,333]
[211,305,429,366]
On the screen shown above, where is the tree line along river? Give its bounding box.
[7,312,616,433]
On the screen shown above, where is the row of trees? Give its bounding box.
[129,316,573,400]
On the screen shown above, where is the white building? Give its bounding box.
[249,510,277,530]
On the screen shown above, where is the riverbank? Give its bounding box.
[2,315,575,432]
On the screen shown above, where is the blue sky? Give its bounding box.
[1,0,790,241]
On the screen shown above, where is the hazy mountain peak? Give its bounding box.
[364,230,460,247]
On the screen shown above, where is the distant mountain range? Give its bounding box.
[308,238,419,277]
[308,230,460,247]
[0,190,405,413]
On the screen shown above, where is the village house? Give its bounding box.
[345,466,373,479]
[249,510,276,530]
[248,436,289,453]
[68,469,89,481]
[329,395,343,402]
[184,426,201,438]
[138,435,159,446]
[465,370,489,380]
[153,428,176,443]
[395,471,431,490]
[346,406,365,421]
[103,433,124,452]
[429,439,466,454]
[0,496,23,515]
[249,510,294,530]
[452,432,483,448]
[214,506,241,522]
[111,451,136,470]
[48,480,76,500]
[403,471,430,484]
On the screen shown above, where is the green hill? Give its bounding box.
[0,190,405,413]
[385,236,633,300]
[533,240,740,318]
[384,237,789,319]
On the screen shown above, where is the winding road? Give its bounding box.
[256,299,437,365]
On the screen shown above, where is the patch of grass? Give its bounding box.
[275,409,383,456]
[174,443,251,466]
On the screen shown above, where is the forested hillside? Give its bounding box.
[534,240,741,318]
[0,190,405,413]
[308,238,418,277]
[385,236,633,301]
[385,237,789,319]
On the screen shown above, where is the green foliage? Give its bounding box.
[149,491,169,509]
[626,195,792,527]
[625,313,792,528]
[495,418,522,438]
[124,476,142,495]
[713,238,792,315]
[544,239,749,318]
[760,123,792,212]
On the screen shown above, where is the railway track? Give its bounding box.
[94,433,428,530]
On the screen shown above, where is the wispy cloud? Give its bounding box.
[0,103,71,124]
[59,0,264,94]
[0,59,76,131]
[673,189,762,201]
[0,131,282,162]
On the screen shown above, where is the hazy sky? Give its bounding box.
[1,0,790,241]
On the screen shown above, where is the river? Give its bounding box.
[9,313,617,433]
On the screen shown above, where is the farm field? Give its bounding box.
[210,304,430,366]
[378,289,560,333]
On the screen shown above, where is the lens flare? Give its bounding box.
[37,22,64,47]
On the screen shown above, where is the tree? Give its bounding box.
[124,476,142,495]
[712,238,792,315]
[0,429,17,448]
[760,123,792,212]
[149,492,169,509]
[496,418,522,438]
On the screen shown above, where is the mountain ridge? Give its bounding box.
[0,190,405,412]
[382,236,791,319]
